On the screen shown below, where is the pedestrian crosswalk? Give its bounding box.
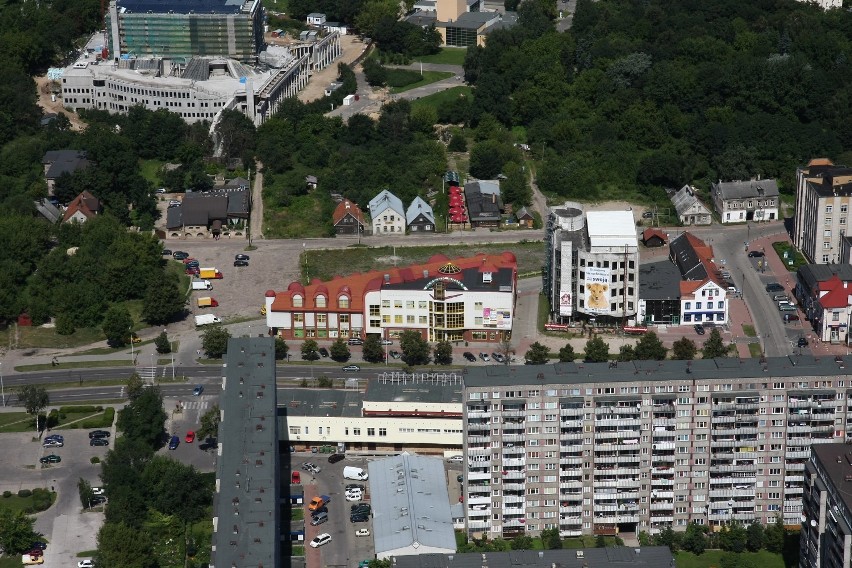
[181,400,209,411]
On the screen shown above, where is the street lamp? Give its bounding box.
[0,361,4,407]
[129,325,134,366]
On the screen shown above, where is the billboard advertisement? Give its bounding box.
[483,307,512,329]
[559,241,573,316]
[584,267,611,314]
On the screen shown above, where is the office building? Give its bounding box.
[800,443,852,568]
[794,159,852,264]
[544,202,639,323]
[462,356,851,539]
[265,252,517,343]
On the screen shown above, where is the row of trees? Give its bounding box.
[644,519,788,556]
[526,328,729,363]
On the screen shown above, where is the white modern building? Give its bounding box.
[369,189,406,234]
[544,203,640,322]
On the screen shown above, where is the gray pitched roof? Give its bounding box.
[43,150,91,179]
[515,206,533,220]
[35,199,62,223]
[369,189,405,220]
[669,233,708,281]
[406,196,435,225]
[464,182,502,222]
[181,194,228,225]
[797,264,852,292]
[713,178,779,200]
[166,206,182,229]
[392,547,674,568]
[368,453,456,557]
[225,189,249,216]
[671,185,710,217]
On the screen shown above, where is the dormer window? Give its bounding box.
[316,295,327,308]
[483,271,493,283]
[293,294,303,307]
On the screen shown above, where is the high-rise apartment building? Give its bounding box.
[794,159,852,265]
[462,357,849,539]
[800,443,852,568]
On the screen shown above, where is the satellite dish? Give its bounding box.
[811,520,817,527]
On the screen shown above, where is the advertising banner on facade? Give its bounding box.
[483,307,512,329]
[584,266,612,314]
[559,241,573,316]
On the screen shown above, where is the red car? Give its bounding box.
[182,257,197,265]
[27,549,43,558]
[185,431,195,443]
[292,471,301,484]
[186,267,200,275]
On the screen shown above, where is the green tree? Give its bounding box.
[197,404,221,442]
[434,340,453,365]
[0,509,41,555]
[202,325,231,359]
[126,372,145,402]
[78,477,94,508]
[655,526,680,552]
[330,338,350,362]
[682,522,707,555]
[116,386,167,449]
[558,343,576,362]
[96,521,157,568]
[17,385,48,434]
[541,527,562,549]
[274,337,289,360]
[154,331,171,354]
[524,341,549,364]
[400,330,430,365]
[618,344,636,362]
[671,337,697,360]
[501,161,532,207]
[703,328,728,359]
[140,455,212,522]
[142,275,184,325]
[583,336,610,362]
[595,534,606,548]
[635,331,667,360]
[764,516,785,553]
[511,534,534,550]
[102,304,134,347]
[362,335,385,363]
[301,339,320,361]
[746,521,764,552]
[355,0,399,37]
[97,438,152,528]
[215,109,256,165]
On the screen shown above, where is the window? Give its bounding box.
[293,295,303,307]
[827,205,834,213]
[317,314,327,324]
[315,295,327,308]
[379,428,386,436]
[394,315,403,324]
[685,302,691,310]
[382,300,390,308]
[338,296,350,308]
[367,428,375,436]
[394,300,403,308]
[353,428,361,435]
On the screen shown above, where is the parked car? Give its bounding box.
[346,484,365,492]
[156,187,166,194]
[346,493,362,502]
[766,282,784,293]
[168,435,180,450]
[173,251,189,260]
[309,534,332,548]
[162,249,172,256]
[350,513,370,523]
[350,503,371,513]
[39,455,61,464]
[308,495,330,512]
[310,512,328,525]
[747,251,765,257]
[302,462,321,473]
[463,352,476,362]
[319,347,330,358]
[42,439,63,448]
[343,365,360,372]
[783,313,800,322]
[328,453,345,464]
[29,542,47,551]
[90,495,107,506]
[355,528,371,537]
[193,385,204,396]
[798,337,809,347]
[457,474,464,483]
[234,259,249,267]
[479,353,490,362]
[492,352,505,363]
[89,430,110,438]
[90,438,109,447]
[92,487,105,496]
[389,350,401,359]
[694,324,705,335]
[347,337,363,345]
[447,455,463,462]
[235,254,250,261]
[168,200,181,208]
[78,561,94,568]
[642,211,653,219]
[185,431,195,443]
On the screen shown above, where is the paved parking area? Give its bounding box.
[160,396,218,472]
[0,428,107,568]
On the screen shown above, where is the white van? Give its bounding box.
[191,280,212,291]
[343,466,368,480]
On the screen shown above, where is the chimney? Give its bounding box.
[345,201,350,209]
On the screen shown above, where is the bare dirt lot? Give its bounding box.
[35,75,87,131]
[297,34,368,102]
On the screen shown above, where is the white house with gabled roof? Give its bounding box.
[369,189,406,234]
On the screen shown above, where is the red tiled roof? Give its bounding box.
[818,275,852,309]
[332,199,365,225]
[642,228,667,242]
[62,190,100,222]
[270,253,518,312]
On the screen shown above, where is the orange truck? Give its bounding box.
[199,268,223,279]
[196,297,219,308]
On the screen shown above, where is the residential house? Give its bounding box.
[368,190,405,235]
[795,264,852,344]
[42,150,91,197]
[306,13,326,26]
[514,206,534,228]
[332,199,366,236]
[670,184,712,225]
[669,232,729,325]
[793,158,852,264]
[406,196,435,232]
[464,180,502,228]
[169,193,229,238]
[641,228,667,248]
[62,190,101,224]
[322,22,348,35]
[305,175,318,189]
[711,177,779,224]
[35,199,62,223]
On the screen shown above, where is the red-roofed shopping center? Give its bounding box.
[264,253,518,342]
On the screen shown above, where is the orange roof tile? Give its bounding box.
[332,199,365,226]
[62,190,100,222]
[818,275,852,309]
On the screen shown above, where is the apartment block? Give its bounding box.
[462,356,852,539]
[794,159,852,264]
[800,443,852,568]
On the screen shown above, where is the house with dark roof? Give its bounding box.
[638,261,682,325]
[35,199,62,223]
[795,264,852,344]
[514,206,534,228]
[406,196,435,232]
[332,199,366,236]
[42,150,91,197]
[166,189,248,238]
[668,232,729,325]
[464,181,502,227]
[670,184,712,225]
[641,228,667,248]
[62,190,101,224]
[711,177,779,224]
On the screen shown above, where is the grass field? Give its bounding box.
[138,158,165,187]
[50,406,115,430]
[15,360,129,372]
[411,85,472,113]
[418,48,467,65]
[390,70,454,93]
[742,324,757,337]
[302,241,544,282]
[771,241,808,272]
[264,194,332,238]
[675,550,785,568]
[0,557,23,568]
[0,489,56,514]
[749,342,763,357]
[0,412,37,433]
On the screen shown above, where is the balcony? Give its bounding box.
[595,418,642,427]
[502,434,526,443]
[503,482,525,491]
[559,480,584,490]
[595,405,641,415]
[785,450,810,460]
[502,458,525,468]
[709,488,755,498]
[468,520,491,530]
[650,515,674,523]
[652,441,675,451]
[652,418,676,427]
[651,490,674,498]
[503,494,525,504]
[469,471,491,481]
[560,407,584,416]
[595,514,639,523]
[560,456,583,466]
[650,502,675,511]
[785,486,804,495]
[468,434,491,444]
[467,495,491,505]
[594,441,641,451]
[651,478,674,487]
[595,478,641,489]
[709,463,757,473]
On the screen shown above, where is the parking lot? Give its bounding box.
[159,395,218,472]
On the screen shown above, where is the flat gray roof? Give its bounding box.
[368,453,456,557]
[277,388,364,418]
[365,381,462,405]
[213,337,280,567]
[639,260,681,300]
[392,547,675,568]
[812,443,852,516]
[464,355,852,387]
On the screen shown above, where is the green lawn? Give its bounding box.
[302,242,545,283]
[0,412,34,433]
[0,556,22,568]
[418,48,467,65]
[675,550,785,568]
[263,193,332,238]
[138,158,165,187]
[742,324,757,337]
[411,85,472,114]
[0,489,56,514]
[49,406,115,430]
[771,241,808,272]
[291,508,304,521]
[749,342,763,357]
[291,545,305,556]
[15,360,130,372]
[390,70,455,93]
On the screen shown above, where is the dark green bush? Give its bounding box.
[90,457,100,464]
[18,489,32,498]
[2,491,11,498]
